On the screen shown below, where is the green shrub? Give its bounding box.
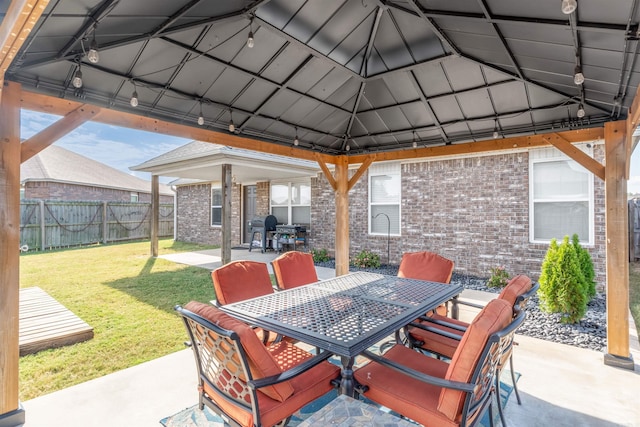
[352,249,381,268]
[487,265,510,288]
[310,248,331,263]
[572,233,596,300]
[538,235,588,323]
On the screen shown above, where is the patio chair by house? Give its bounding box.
[271,251,318,290]
[408,275,538,425]
[397,251,455,315]
[354,298,524,427]
[175,302,341,427]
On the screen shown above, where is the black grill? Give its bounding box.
[248,215,277,252]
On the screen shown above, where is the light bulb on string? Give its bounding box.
[294,127,299,146]
[197,103,204,125]
[87,29,99,64]
[577,104,585,118]
[493,119,499,139]
[574,65,585,85]
[72,64,83,88]
[412,131,418,148]
[247,18,255,48]
[228,110,235,132]
[561,0,577,14]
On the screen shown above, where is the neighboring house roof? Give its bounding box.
[21,145,174,196]
[131,141,320,184]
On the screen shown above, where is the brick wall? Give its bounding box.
[311,147,606,286]
[24,181,173,203]
[176,182,242,245]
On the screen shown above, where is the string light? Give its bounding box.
[412,131,418,148]
[561,0,577,14]
[197,102,204,125]
[247,18,255,48]
[72,63,83,88]
[87,27,99,64]
[493,119,500,139]
[294,127,299,146]
[577,103,585,118]
[345,144,350,152]
[130,81,138,107]
[228,110,235,132]
[574,65,585,85]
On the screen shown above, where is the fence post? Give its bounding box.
[103,201,108,244]
[39,200,46,251]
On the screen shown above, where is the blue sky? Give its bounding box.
[21,109,640,193]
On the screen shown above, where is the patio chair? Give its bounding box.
[354,298,525,427]
[211,260,275,305]
[271,251,318,290]
[211,260,278,343]
[397,251,455,316]
[176,302,341,427]
[408,275,538,425]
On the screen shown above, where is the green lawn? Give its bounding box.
[19,239,217,401]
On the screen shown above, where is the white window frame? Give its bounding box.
[130,192,138,202]
[529,144,595,245]
[269,179,311,225]
[211,185,222,227]
[368,162,401,236]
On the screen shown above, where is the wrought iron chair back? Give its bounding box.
[176,305,259,426]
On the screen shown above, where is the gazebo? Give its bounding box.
[0,0,637,424]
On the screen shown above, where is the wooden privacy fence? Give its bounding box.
[20,200,174,251]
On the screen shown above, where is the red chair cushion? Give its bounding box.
[211,260,274,305]
[272,251,318,290]
[184,301,294,402]
[438,298,513,420]
[397,251,455,284]
[498,274,533,307]
[353,344,457,427]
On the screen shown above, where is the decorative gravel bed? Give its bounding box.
[315,261,607,352]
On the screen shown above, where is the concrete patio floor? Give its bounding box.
[21,248,640,426]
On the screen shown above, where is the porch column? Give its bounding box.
[604,120,634,369]
[0,81,24,424]
[335,156,349,276]
[150,175,159,257]
[221,164,232,265]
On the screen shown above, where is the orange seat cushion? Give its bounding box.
[211,260,274,305]
[397,251,455,284]
[272,251,318,290]
[498,274,533,307]
[184,301,294,402]
[354,344,458,427]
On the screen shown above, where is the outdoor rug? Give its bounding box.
[159,371,519,426]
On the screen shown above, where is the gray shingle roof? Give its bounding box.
[21,145,174,196]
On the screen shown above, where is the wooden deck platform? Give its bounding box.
[19,287,94,356]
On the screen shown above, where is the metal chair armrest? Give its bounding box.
[360,350,474,393]
[418,315,468,333]
[249,350,335,389]
[409,322,463,341]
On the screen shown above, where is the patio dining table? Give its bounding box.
[219,271,462,396]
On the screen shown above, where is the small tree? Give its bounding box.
[572,233,596,300]
[538,236,588,324]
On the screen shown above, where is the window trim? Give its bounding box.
[211,185,222,227]
[368,163,401,236]
[528,145,595,245]
[269,179,311,225]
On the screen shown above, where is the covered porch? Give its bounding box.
[1,0,639,425]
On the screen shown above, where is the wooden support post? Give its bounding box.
[221,164,232,266]
[0,81,24,423]
[335,156,350,276]
[604,120,634,369]
[150,175,159,257]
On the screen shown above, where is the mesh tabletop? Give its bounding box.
[221,271,462,357]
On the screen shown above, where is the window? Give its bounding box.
[130,192,138,202]
[270,181,311,225]
[211,186,222,227]
[369,162,401,235]
[529,145,594,244]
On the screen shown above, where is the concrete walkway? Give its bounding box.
[22,249,640,427]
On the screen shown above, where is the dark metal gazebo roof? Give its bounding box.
[5,0,640,154]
